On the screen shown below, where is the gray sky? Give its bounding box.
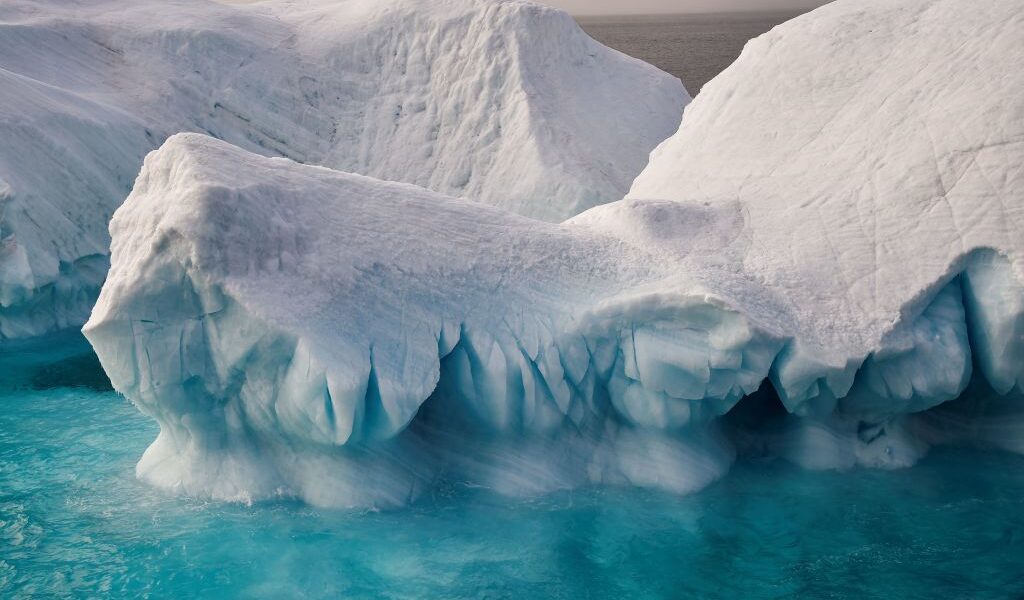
[538,0,830,15]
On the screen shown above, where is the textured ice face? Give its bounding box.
[85,141,1020,508]
[626,0,1024,408]
[0,0,686,341]
[85,0,1023,507]
[83,135,762,506]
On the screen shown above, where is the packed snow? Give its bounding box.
[627,0,1024,413]
[0,0,685,341]
[82,0,1023,506]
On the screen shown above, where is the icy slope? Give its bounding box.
[85,0,1022,506]
[0,0,685,340]
[627,0,1024,413]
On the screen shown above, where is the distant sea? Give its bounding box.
[578,11,806,94]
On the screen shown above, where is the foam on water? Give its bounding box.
[2,334,1023,598]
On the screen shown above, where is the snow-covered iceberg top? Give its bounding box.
[0,0,685,340]
[85,0,1023,507]
[627,0,1024,410]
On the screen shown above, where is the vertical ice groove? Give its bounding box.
[962,251,1024,395]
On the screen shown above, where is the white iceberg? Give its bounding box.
[85,0,1023,506]
[85,134,754,505]
[628,0,1023,408]
[626,0,1024,468]
[0,0,685,340]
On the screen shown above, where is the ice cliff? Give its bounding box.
[0,0,685,340]
[84,0,1022,507]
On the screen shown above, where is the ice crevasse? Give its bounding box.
[84,0,1024,507]
[0,0,685,340]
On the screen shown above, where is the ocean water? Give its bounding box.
[578,12,804,94]
[3,335,1024,598]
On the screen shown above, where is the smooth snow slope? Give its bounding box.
[0,0,685,340]
[628,0,1024,413]
[85,0,1023,507]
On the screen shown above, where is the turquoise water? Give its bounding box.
[3,339,1024,598]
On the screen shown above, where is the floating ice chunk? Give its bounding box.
[769,414,929,471]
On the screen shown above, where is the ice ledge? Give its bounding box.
[84,135,1023,507]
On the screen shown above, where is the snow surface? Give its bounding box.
[627,0,1024,412]
[0,0,685,341]
[84,0,1023,506]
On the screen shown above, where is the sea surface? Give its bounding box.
[578,12,805,94]
[3,335,1024,598]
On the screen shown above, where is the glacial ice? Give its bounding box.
[83,134,769,505]
[0,0,685,341]
[84,0,1023,507]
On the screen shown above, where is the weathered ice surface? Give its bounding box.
[85,0,1022,506]
[628,0,1023,414]
[0,0,686,340]
[85,134,756,505]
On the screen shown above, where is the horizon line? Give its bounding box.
[570,7,810,17]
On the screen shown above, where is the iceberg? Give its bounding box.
[627,0,1024,414]
[84,0,1023,507]
[84,134,757,505]
[627,0,1024,469]
[0,0,686,341]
